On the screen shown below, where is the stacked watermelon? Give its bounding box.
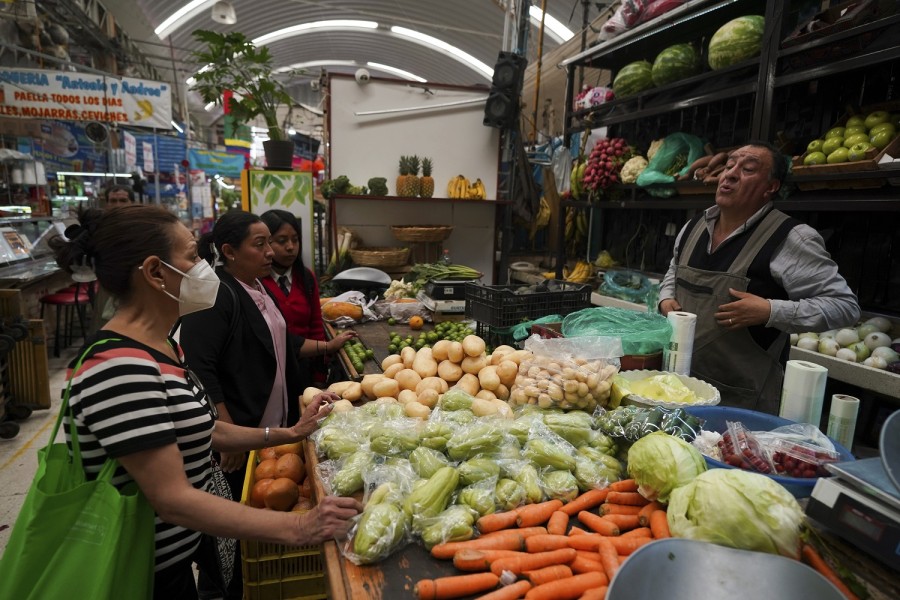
[651,44,701,86]
[708,15,766,70]
[612,60,654,98]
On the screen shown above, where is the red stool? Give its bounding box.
[40,283,93,357]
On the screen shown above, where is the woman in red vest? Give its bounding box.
[260,210,344,384]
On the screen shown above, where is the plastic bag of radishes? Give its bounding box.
[754,424,840,478]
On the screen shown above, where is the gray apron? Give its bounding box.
[675,210,791,414]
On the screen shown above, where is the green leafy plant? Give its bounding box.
[190,30,293,141]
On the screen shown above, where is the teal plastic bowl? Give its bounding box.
[684,406,854,498]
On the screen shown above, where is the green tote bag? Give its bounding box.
[0,339,156,599]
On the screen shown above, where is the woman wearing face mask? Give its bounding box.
[50,205,361,599]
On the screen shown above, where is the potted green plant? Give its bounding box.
[190,29,295,169]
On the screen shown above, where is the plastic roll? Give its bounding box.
[826,394,859,449]
[663,311,696,375]
[778,360,828,426]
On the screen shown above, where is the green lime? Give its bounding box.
[366,349,375,359]
[388,344,397,353]
[387,317,396,326]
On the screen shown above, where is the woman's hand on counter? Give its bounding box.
[291,392,340,439]
[327,330,358,354]
[295,495,363,544]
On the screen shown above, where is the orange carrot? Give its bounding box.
[637,501,664,526]
[517,499,564,528]
[801,543,859,600]
[415,572,500,600]
[649,510,670,539]
[607,536,652,555]
[547,511,570,536]
[620,526,652,539]
[569,555,609,576]
[568,526,588,536]
[560,488,610,516]
[567,534,604,552]
[596,537,619,582]
[599,503,643,516]
[606,491,650,506]
[524,570,607,600]
[474,580,533,600]
[524,534,572,553]
[453,549,526,572]
[431,532,526,560]
[577,511,620,536]
[524,564,573,586]
[490,548,577,576]
[577,586,608,600]
[575,550,600,561]
[482,526,547,539]
[477,510,520,534]
[600,514,640,531]
[608,479,638,493]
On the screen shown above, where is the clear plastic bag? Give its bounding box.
[755,423,839,478]
[509,336,621,411]
[720,421,775,474]
[637,0,687,24]
[594,405,704,442]
[417,505,479,550]
[562,307,672,355]
[598,0,647,42]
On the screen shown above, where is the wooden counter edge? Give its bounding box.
[303,440,351,600]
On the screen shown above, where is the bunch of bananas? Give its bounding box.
[446,175,486,199]
[570,159,587,199]
[563,261,595,284]
[564,207,590,256]
[530,196,551,241]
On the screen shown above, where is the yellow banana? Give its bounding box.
[447,178,458,198]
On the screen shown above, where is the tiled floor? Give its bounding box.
[0,346,78,555]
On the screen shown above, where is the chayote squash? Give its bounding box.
[440,389,475,411]
[331,450,375,497]
[446,422,506,461]
[442,408,476,426]
[578,445,624,472]
[513,464,545,504]
[588,430,618,456]
[524,439,577,471]
[369,423,419,457]
[409,446,450,479]
[366,481,404,506]
[457,485,497,517]
[543,411,595,448]
[541,469,580,503]
[403,466,459,521]
[419,505,477,549]
[352,502,409,564]
[495,478,526,511]
[458,458,501,486]
[419,421,455,452]
[574,455,621,492]
[315,429,360,460]
[509,412,544,445]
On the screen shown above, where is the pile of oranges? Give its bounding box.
[249,443,314,512]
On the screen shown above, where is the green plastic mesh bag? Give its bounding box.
[636,133,706,197]
[561,307,672,355]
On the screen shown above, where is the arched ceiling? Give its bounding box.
[104,0,610,128]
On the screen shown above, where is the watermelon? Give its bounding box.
[612,60,654,98]
[651,44,701,86]
[708,15,765,70]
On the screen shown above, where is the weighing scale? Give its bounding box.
[806,411,900,570]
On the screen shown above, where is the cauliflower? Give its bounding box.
[620,156,649,184]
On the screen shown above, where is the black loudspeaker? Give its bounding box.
[483,52,527,129]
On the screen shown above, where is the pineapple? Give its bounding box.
[408,155,421,197]
[420,157,434,198]
[396,156,409,196]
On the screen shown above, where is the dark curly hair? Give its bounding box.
[50,205,180,301]
[198,210,262,264]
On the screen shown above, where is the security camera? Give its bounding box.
[355,68,371,84]
[310,79,320,91]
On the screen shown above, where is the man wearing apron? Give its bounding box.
[659,142,859,414]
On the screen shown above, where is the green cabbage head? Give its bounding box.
[626,430,706,502]
[667,469,804,558]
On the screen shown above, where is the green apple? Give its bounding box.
[803,151,828,165]
[847,142,872,161]
[844,125,867,137]
[827,147,850,163]
[843,133,870,148]
[825,126,846,139]
[870,129,895,150]
[822,136,844,155]
[845,115,866,129]
[864,111,890,130]
[806,139,826,153]
[869,122,896,137]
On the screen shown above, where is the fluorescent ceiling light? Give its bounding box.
[57,172,134,177]
[529,6,574,44]
[253,20,378,46]
[390,26,492,80]
[367,62,426,82]
[171,121,185,133]
[155,0,213,40]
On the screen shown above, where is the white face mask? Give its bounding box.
[160,260,220,316]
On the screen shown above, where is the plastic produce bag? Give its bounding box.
[598,269,654,304]
[417,505,478,550]
[341,466,414,565]
[753,423,839,478]
[456,477,499,517]
[637,0,687,25]
[321,290,378,326]
[598,0,646,41]
[719,421,775,474]
[636,133,706,197]
[562,306,672,355]
[594,405,704,442]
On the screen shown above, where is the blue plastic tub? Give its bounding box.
[684,406,854,498]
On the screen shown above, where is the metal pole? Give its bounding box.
[153,127,161,205]
[531,0,547,142]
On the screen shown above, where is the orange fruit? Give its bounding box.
[250,478,274,508]
[409,316,424,330]
[255,458,278,481]
[259,447,278,461]
[299,477,312,498]
[274,442,303,457]
[275,453,305,483]
[265,477,300,511]
[292,497,314,512]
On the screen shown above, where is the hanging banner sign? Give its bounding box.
[188,148,246,178]
[0,68,172,129]
[123,131,137,170]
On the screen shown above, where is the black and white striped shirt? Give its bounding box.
[64,336,215,571]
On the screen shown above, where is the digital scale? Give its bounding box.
[806,411,900,571]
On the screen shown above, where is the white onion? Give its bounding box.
[797,337,820,351]
[848,341,871,362]
[863,316,892,333]
[790,333,799,346]
[863,356,888,369]
[819,329,837,340]
[856,323,879,340]
[872,346,900,363]
[817,338,840,356]
[834,328,861,347]
[863,331,891,351]
[835,348,858,362]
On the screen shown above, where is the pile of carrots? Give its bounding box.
[414,479,670,600]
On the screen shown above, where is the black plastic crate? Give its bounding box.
[465,281,592,329]
[475,322,519,351]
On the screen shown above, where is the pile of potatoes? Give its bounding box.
[508,353,618,411]
[302,335,534,420]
